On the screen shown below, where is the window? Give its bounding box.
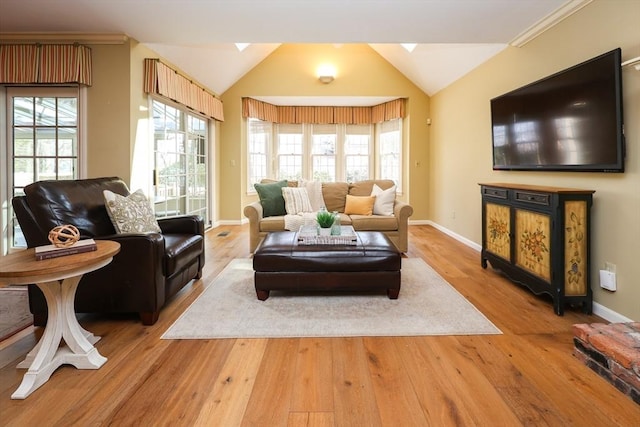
[248,118,272,188]
[276,123,303,180]
[152,100,209,225]
[378,119,402,189]
[5,87,81,249]
[345,124,372,182]
[311,124,337,182]
[247,119,398,192]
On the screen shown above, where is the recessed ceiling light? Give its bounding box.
[235,43,250,52]
[401,43,417,53]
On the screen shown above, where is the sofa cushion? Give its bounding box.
[255,180,288,217]
[349,180,396,196]
[104,189,161,234]
[322,182,349,212]
[259,215,286,232]
[282,187,313,214]
[350,215,399,231]
[344,195,375,215]
[371,184,396,216]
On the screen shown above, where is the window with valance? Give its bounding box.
[242,97,405,124]
[0,44,92,85]
[143,58,224,122]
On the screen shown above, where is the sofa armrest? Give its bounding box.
[393,200,414,253]
[244,201,264,253]
[158,215,204,236]
[393,200,414,223]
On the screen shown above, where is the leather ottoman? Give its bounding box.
[252,231,401,300]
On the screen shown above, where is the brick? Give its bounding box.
[573,323,597,342]
[608,324,640,348]
[574,339,608,368]
[610,360,640,390]
[590,333,640,369]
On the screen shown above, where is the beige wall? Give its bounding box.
[219,44,430,221]
[429,0,640,320]
[86,42,133,182]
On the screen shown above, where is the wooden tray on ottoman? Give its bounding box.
[252,230,401,300]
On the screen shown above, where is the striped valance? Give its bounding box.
[0,44,92,85]
[242,97,405,124]
[144,58,224,122]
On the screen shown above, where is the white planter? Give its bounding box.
[318,227,332,236]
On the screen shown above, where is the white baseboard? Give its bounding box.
[420,220,482,252]
[420,221,632,324]
[592,302,633,323]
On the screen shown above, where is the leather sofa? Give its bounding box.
[12,177,205,326]
[244,179,413,253]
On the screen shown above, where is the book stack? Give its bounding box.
[35,239,98,261]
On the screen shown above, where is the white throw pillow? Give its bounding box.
[103,189,161,233]
[299,179,325,211]
[371,184,396,216]
[282,187,313,215]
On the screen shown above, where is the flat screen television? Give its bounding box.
[491,48,625,172]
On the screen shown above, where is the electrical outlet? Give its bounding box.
[605,262,616,273]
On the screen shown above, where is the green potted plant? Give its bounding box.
[316,210,335,235]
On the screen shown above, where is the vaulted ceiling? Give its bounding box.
[0,0,591,96]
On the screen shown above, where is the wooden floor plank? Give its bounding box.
[290,338,334,412]
[331,338,383,427]
[362,337,429,426]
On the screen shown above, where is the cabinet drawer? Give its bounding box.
[483,187,508,199]
[515,191,550,206]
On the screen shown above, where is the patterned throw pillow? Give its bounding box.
[282,187,313,215]
[103,189,161,233]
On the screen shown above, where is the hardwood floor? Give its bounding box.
[1,224,638,426]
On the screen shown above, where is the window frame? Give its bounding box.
[2,85,87,253]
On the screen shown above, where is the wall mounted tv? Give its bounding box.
[491,48,625,172]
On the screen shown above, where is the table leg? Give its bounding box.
[11,276,107,400]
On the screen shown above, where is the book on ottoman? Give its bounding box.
[35,239,98,261]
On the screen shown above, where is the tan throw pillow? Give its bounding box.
[282,187,313,215]
[371,183,396,215]
[103,189,161,233]
[344,194,376,216]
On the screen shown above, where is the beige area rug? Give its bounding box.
[0,287,32,341]
[162,258,501,339]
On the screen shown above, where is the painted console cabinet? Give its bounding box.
[479,183,594,315]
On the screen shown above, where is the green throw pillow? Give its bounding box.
[254,180,288,217]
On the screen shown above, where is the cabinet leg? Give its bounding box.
[481,258,488,269]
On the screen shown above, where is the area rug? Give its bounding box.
[0,287,32,341]
[162,258,501,339]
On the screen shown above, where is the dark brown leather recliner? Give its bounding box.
[12,177,205,326]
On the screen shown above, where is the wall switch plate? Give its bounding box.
[605,262,616,273]
[599,270,617,291]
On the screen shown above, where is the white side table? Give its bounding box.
[0,240,120,399]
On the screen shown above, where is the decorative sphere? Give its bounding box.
[48,224,80,248]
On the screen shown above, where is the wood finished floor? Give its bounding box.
[1,224,638,426]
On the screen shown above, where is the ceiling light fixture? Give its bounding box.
[317,64,336,84]
[235,43,250,52]
[401,43,417,53]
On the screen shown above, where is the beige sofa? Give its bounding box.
[244,179,413,253]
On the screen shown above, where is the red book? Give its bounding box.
[34,239,98,261]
